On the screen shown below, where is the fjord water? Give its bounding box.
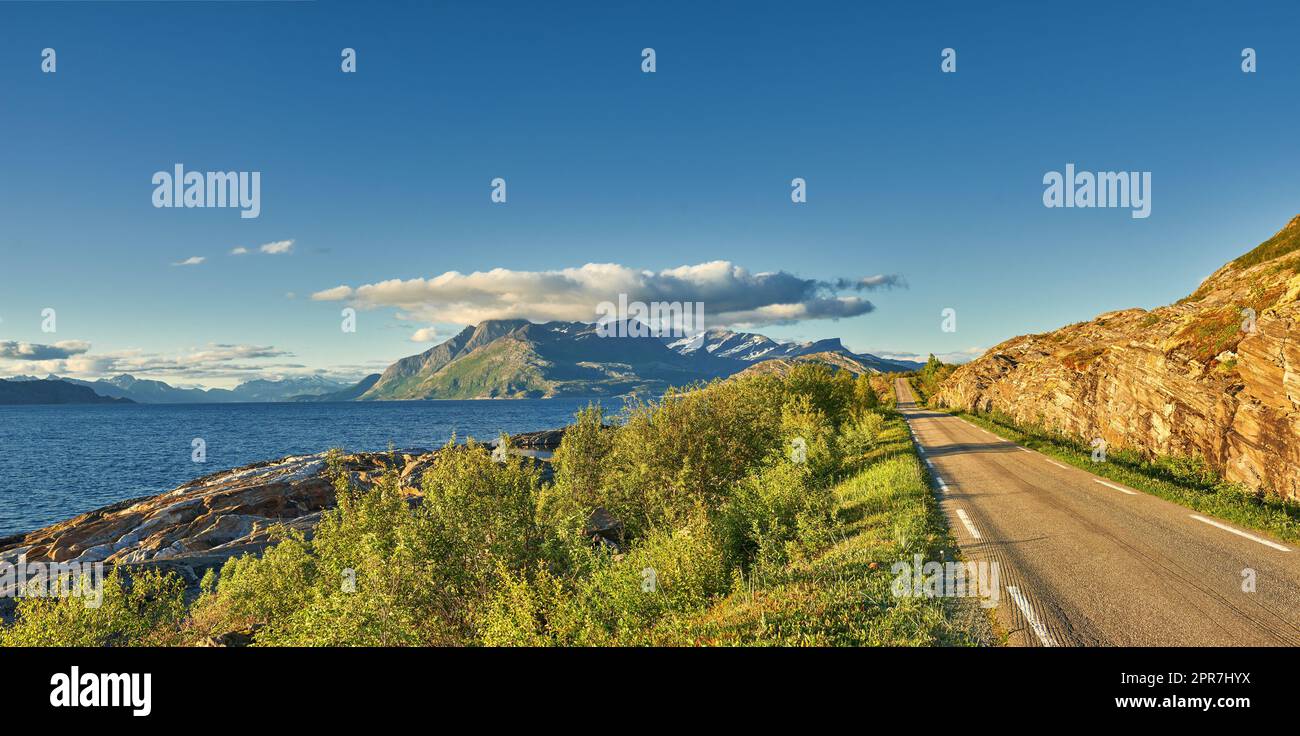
[0,398,603,537]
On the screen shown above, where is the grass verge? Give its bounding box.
[668,410,998,646]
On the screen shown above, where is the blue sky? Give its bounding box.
[1,0,1298,387]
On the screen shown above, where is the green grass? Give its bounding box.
[666,411,997,646]
[1232,217,1300,270]
[947,408,1300,544]
[1172,307,1244,364]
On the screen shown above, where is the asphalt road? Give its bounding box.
[895,378,1300,646]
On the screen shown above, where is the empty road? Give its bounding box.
[895,378,1300,646]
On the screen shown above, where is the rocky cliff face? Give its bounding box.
[935,214,1300,501]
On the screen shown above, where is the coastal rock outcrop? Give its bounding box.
[0,430,566,597]
[934,214,1300,500]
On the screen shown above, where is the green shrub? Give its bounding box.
[852,373,880,416]
[479,521,730,646]
[541,403,615,525]
[190,443,546,646]
[780,394,841,483]
[574,376,787,537]
[0,566,186,647]
[717,458,835,576]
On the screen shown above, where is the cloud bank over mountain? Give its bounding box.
[312,261,904,329]
[0,341,358,386]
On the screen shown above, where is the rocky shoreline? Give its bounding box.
[0,429,566,613]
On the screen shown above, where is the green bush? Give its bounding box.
[0,566,186,647]
[478,520,729,646]
[567,376,787,537]
[190,443,546,646]
[717,458,835,577]
[545,365,862,540]
[852,373,880,416]
[541,403,614,525]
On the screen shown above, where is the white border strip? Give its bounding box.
[1094,479,1137,496]
[955,508,981,539]
[1007,585,1057,647]
[1189,514,1291,552]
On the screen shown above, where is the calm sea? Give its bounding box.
[0,398,609,537]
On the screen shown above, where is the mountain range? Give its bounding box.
[2,323,920,404]
[354,320,922,400]
[0,378,134,405]
[2,373,352,404]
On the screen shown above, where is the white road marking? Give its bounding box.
[1189,514,1291,552]
[1093,479,1137,496]
[1007,586,1057,647]
[1018,447,1032,453]
[955,508,981,539]
[1046,460,1067,470]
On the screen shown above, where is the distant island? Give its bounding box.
[0,379,134,405]
[2,323,921,404]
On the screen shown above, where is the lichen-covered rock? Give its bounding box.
[935,214,1300,500]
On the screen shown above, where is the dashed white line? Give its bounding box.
[1007,586,1057,647]
[1018,447,1032,454]
[955,508,981,539]
[1189,514,1291,552]
[1046,460,1068,470]
[1093,479,1137,496]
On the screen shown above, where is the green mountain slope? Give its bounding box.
[357,318,921,401]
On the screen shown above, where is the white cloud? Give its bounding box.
[410,326,439,342]
[0,342,299,383]
[873,346,987,365]
[312,261,894,329]
[172,256,205,266]
[313,285,353,300]
[260,240,294,255]
[0,340,91,360]
[231,246,249,255]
